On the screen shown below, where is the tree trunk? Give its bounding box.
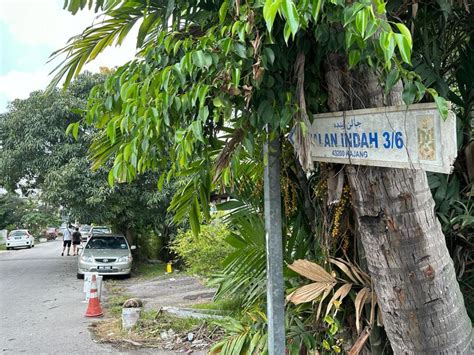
[325,54,473,353]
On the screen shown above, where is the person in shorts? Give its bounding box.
[72,227,81,256]
[62,225,72,256]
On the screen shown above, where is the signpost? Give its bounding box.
[290,103,457,173]
[264,134,285,354]
[266,103,456,353]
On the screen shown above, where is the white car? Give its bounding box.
[88,226,112,239]
[6,230,35,250]
[79,225,91,242]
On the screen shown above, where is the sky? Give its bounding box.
[0,0,137,112]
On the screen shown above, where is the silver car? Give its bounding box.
[77,234,135,279]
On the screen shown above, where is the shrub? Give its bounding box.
[171,215,232,277]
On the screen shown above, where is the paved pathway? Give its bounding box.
[0,241,175,354]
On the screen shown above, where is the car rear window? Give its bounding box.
[86,236,128,249]
[10,230,27,236]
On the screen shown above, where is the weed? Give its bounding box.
[133,262,167,279]
[191,297,241,316]
[107,294,134,317]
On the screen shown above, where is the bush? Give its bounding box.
[171,215,232,277]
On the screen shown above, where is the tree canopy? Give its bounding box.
[48,0,473,352]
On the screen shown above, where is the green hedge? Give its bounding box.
[171,215,232,277]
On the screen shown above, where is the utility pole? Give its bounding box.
[264,131,285,354]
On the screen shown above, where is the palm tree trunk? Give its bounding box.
[325,54,473,353]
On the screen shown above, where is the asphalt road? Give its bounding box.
[0,240,141,354]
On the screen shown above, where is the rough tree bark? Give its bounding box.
[324,53,473,354]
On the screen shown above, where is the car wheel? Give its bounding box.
[32,244,35,247]
[6,247,11,250]
[28,245,32,248]
[77,273,84,279]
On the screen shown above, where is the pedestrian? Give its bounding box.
[72,227,81,256]
[61,225,72,256]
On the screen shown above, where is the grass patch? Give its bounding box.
[136,311,203,335]
[107,294,134,317]
[132,262,167,279]
[0,244,6,251]
[105,279,126,294]
[191,297,241,315]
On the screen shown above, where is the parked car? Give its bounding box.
[58,226,67,236]
[77,234,135,279]
[88,226,112,239]
[45,227,58,241]
[6,230,35,250]
[79,225,91,242]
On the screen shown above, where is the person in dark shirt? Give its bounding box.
[72,227,82,256]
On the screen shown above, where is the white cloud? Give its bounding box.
[0,0,95,48]
[0,69,50,101]
[0,0,138,111]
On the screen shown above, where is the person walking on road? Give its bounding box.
[72,227,81,256]
[62,225,73,256]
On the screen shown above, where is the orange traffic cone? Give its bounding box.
[85,275,103,317]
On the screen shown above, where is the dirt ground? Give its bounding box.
[94,272,221,354]
[120,273,216,311]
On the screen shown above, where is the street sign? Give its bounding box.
[299,103,457,174]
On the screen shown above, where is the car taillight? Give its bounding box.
[7,236,10,240]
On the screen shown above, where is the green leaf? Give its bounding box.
[385,67,399,94]
[213,96,224,107]
[232,67,241,87]
[345,31,357,49]
[311,0,322,22]
[263,0,282,33]
[395,22,412,48]
[137,13,159,48]
[107,121,116,144]
[364,18,378,39]
[284,22,292,43]
[219,1,229,23]
[66,122,79,139]
[348,49,361,68]
[281,0,300,37]
[191,121,204,142]
[374,0,386,13]
[222,38,233,56]
[157,173,166,191]
[108,169,115,187]
[192,50,212,68]
[233,43,247,59]
[355,7,368,37]
[123,143,132,161]
[434,95,449,120]
[394,33,411,64]
[402,82,417,105]
[414,81,426,100]
[263,47,275,66]
[379,31,395,64]
[198,106,209,122]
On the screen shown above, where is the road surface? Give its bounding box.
[0,240,161,354]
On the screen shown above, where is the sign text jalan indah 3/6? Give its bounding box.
[313,131,405,159]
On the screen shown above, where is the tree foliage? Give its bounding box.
[0,72,177,249]
[51,0,473,352]
[0,72,103,193]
